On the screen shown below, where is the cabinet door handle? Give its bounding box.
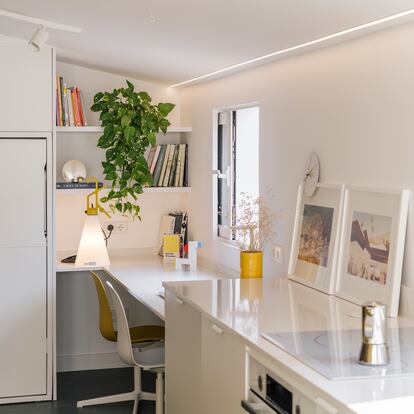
[314,397,338,413]
[212,323,224,334]
[175,297,184,305]
[44,163,47,239]
[241,400,260,414]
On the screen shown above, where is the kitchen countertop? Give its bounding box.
[163,276,414,413]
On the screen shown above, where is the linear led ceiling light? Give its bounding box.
[0,9,82,33]
[170,8,414,88]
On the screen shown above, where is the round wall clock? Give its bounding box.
[303,152,320,197]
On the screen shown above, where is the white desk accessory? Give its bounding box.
[175,241,202,271]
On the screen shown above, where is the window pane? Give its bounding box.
[217,112,231,238]
[235,106,259,207]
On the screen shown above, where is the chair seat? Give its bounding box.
[129,325,165,344]
[105,325,164,343]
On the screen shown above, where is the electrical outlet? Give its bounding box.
[106,221,128,234]
[272,245,283,264]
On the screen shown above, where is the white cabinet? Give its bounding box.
[0,247,47,398]
[0,138,51,402]
[201,317,246,414]
[165,291,202,414]
[0,139,47,248]
[0,47,53,131]
[165,291,247,414]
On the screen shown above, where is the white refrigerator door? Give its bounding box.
[0,139,47,248]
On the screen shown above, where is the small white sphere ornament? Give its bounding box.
[62,160,87,183]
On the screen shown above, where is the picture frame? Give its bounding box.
[335,186,409,317]
[288,183,345,294]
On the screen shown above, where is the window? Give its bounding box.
[213,105,259,242]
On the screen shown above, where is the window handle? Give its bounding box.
[212,169,227,179]
[212,166,231,187]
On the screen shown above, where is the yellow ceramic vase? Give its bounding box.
[240,250,263,279]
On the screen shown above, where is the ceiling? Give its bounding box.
[0,1,413,85]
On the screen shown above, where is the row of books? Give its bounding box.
[56,76,88,127]
[147,144,188,187]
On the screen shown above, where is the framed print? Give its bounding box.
[336,186,409,317]
[288,183,345,294]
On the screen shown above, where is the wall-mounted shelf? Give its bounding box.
[56,187,191,195]
[56,126,192,133]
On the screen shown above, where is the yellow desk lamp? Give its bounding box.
[75,177,111,268]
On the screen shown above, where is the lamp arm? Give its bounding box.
[85,176,111,218]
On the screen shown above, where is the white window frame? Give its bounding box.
[212,102,259,246]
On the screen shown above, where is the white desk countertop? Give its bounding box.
[163,277,414,414]
[56,253,232,320]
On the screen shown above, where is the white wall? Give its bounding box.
[56,62,185,370]
[180,21,414,294]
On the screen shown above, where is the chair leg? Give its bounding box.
[135,366,157,402]
[133,392,140,414]
[134,365,142,393]
[77,391,136,408]
[155,372,164,414]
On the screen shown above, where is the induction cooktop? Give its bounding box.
[262,327,414,380]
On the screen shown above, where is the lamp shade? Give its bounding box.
[75,215,110,268]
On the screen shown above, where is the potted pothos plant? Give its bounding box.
[91,80,175,220]
[232,193,276,278]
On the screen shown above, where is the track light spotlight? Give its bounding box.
[29,26,49,51]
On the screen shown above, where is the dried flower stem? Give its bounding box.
[231,193,276,251]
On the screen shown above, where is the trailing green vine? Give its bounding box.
[91,80,175,220]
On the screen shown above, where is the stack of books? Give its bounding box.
[147,144,189,187]
[159,211,188,257]
[56,182,104,190]
[56,76,88,127]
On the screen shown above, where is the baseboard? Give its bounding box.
[57,352,128,372]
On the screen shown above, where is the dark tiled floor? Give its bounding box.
[0,368,155,414]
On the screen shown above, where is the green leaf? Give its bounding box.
[157,102,175,117]
[124,125,136,141]
[105,171,117,181]
[148,132,156,146]
[90,103,102,112]
[121,116,131,128]
[94,92,104,103]
[126,80,134,91]
[138,91,151,102]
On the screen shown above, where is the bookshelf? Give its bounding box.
[56,186,191,195]
[56,126,192,133]
[55,127,191,188]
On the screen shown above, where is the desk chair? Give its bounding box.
[107,280,165,414]
[77,271,164,410]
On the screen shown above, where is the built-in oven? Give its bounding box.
[242,356,337,414]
